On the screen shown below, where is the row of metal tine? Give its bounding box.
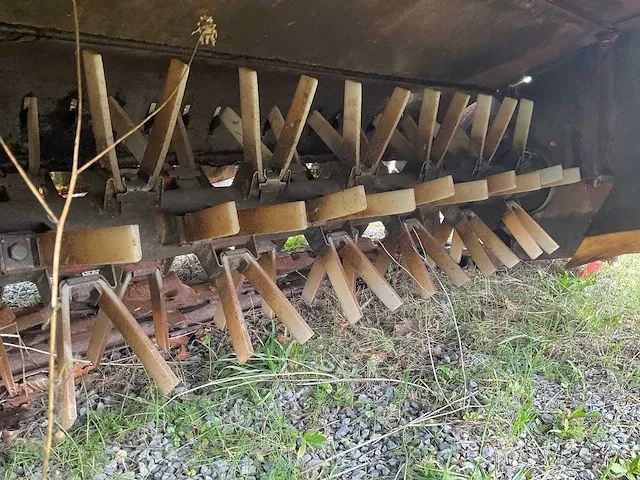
[1,52,573,431]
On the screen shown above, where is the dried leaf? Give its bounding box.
[174,345,190,361]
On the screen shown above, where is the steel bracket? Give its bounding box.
[305,227,329,256]
[419,162,444,182]
[348,166,376,188]
[245,236,276,260]
[193,242,225,277]
[117,175,163,211]
[249,169,291,199]
[0,232,42,274]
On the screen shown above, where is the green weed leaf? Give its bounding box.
[302,431,327,449]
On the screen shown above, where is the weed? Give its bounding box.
[283,235,308,252]
[296,431,326,458]
[510,397,537,438]
[414,459,463,479]
[551,404,602,440]
[608,455,640,479]
[312,382,354,411]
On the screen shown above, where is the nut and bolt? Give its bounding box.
[8,243,29,261]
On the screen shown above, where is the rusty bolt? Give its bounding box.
[8,243,29,261]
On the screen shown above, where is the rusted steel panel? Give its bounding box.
[0,0,604,84]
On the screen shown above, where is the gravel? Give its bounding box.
[1,281,41,308]
[4,339,638,480]
[1,260,638,479]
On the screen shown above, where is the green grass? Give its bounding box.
[282,235,309,252]
[2,256,639,478]
[0,335,329,479]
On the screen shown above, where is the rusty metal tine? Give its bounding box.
[212,271,245,329]
[258,251,277,319]
[97,279,180,393]
[86,271,133,366]
[469,94,492,159]
[512,99,534,160]
[306,186,367,224]
[374,235,400,274]
[343,79,363,170]
[238,202,308,236]
[301,256,327,305]
[268,106,301,165]
[215,260,254,363]
[415,88,440,160]
[39,225,143,267]
[307,111,346,162]
[431,91,470,165]
[242,255,314,343]
[271,75,318,179]
[343,260,357,295]
[238,67,265,182]
[464,211,520,268]
[508,201,560,254]
[0,335,17,397]
[25,97,40,177]
[450,230,464,263]
[414,225,469,287]
[414,175,456,206]
[58,283,77,429]
[453,216,497,276]
[503,206,543,259]
[434,220,455,246]
[82,51,125,192]
[219,107,273,163]
[171,115,196,169]
[342,237,403,311]
[365,87,411,171]
[148,268,170,352]
[108,96,148,161]
[0,304,17,397]
[139,59,189,188]
[322,243,361,324]
[398,231,436,298]
[484,97,518,162]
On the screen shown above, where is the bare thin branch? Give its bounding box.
[0,137,59,224]
[42,1,83,476]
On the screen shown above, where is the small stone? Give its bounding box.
[439,441,452,452]
[139,462,150,477]
[357,394,371,403]
[579,447,591,461]
[482,446,495,458]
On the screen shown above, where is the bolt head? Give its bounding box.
[8,243,29,261]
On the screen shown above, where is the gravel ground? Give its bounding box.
[3,333,639,480]
[1,282,41,308]
[1,257,639,479]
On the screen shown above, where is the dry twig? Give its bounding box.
[41,1,83,476]
[0,137,59,224]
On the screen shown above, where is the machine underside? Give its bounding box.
[1,1,639,428]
